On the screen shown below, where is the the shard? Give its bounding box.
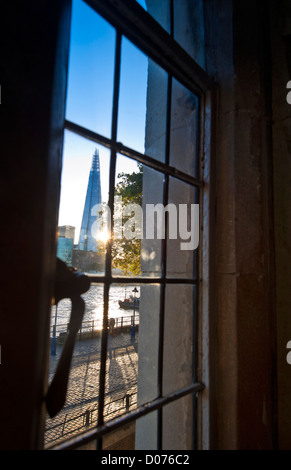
[78,149,102,252]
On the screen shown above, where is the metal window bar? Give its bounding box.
[96,30,122,451]
[156,73,172,452]
[48,382,204,450]
[156,0,174,447]
[64,119,203,189]
[52,0,215,451]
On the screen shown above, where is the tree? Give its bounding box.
[99,164,143,276]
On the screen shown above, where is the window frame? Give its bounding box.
[49,0,216,450]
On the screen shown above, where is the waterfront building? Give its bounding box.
[57,225,75,266]
[58,225,75,240]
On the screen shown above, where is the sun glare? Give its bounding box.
[97,229,110,244]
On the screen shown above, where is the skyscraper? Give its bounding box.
[78,149,102,252]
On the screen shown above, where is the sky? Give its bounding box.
[58,0,148,243]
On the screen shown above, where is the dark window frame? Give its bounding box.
[49,0,215,450]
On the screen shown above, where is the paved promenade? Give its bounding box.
[45,331,138,448]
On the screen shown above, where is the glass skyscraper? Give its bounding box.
[78,149,102,252]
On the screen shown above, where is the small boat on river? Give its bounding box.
[118,295,140,310]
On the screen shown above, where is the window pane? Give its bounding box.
[103,284,140,423]
[137,284,161,403]
[117,38,148,154]
[65,0,115,137]
[163,284,196,392]
[118,38,168,163]
[46,286,104,447]
[170,78,200,178]
[102,422,136,450]
[58,130,110,273]
[173,0,206,69]
[163,396,194,449]
[143,0,171,34]
[112,154,163,278]
[162,284,196,450]
[145,59,168,162]
[166,177,199,278]
[140,166,164,275]
[135,410,158,450]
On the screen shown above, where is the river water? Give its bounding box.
[50,283,140,333]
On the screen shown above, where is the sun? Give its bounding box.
[97,229,110,244]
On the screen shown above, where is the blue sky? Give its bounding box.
[58,0,148,242]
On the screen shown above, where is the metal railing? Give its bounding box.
[45,387,137,446]
[50,314,140,342]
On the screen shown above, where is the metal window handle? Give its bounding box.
[46,259,91,418]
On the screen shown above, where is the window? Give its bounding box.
[46,0,214,450]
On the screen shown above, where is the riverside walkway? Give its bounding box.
[45,330,139,448]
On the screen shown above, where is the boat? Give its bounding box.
[118,295,140,310]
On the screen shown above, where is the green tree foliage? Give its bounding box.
[99,164,143,276]
[113,164,143,276]
[115,164,143,207]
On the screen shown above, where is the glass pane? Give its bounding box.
[173,0,206,69]
[73,421,136,450]
[170,78,199,178]
[136,284,161,403]
[45,284,104,447]
[112,154,163,278]
[58,130,110,273]
[102,422,136,450]
[144,0,171,34]
[118,38,148,154]
[104,284,140,423]
[118,37,168,162]
[145,59,168,162]
[140,166,164,275]
[163,284,196,391]
[65,0,115,137]
[135,410,159,450]
[49,284,105,358]
[166,177,199,278]
[163,396,194,449]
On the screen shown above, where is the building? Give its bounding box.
[58,225,75,240]
[56,225,75,266]
[72,248,104,273]
[78,148,102,252]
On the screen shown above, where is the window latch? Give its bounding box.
[46,258,91,418]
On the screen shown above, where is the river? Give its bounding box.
[50,283,140,333]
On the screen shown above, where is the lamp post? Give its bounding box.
[131,287,138,342]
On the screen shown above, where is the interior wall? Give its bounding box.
[270,0,291,450]
[0,1,71,449]
[204,0,276,449]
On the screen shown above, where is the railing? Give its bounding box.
[47,311,140,446]
[50,314,140,342]
[45,387,137,446]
